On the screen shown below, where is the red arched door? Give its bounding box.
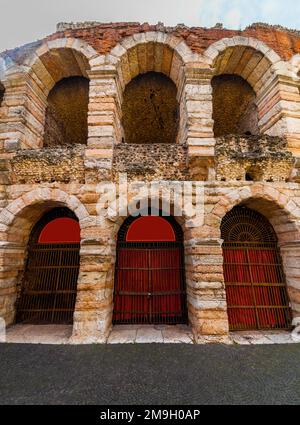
[221,206,291,331]
[16,208,80,324]
[113,216,187,325]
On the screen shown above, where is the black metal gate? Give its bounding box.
[16,242,80,324]
[113,241,187,325]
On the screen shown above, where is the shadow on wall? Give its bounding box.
[0,82,4,107]
[212,74,259,137]
[122,72,179,144]
[43,76,89,146]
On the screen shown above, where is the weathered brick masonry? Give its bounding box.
[0,21,300,343]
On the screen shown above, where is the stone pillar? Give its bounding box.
[71,218,116,343]
[183,68,215,180]
[0,242,26,326]
[279,241,300,318]
[0,72,44,151]
[185,237,229,343]
[85,70,122,182]
[258,75,300,156]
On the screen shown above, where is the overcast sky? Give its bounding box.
[0,0,299,52]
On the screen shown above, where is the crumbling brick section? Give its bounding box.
[46,22,300,60]
[215,135,293,182]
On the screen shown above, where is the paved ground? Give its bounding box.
[5,324,298,345]
[5,324,194,344]
[0,343,300,405]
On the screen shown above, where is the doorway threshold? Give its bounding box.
[107,324,194,344]
[230,330,298,345]
[5,324,72,344]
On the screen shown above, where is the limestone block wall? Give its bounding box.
[0,22,300,343]
[0,178,299,342]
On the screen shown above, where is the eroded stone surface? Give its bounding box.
[230,331,298,345]
[0,22,300,345]
[5,325,72,344]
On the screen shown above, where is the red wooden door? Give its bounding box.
[223,244,291,330]
[113,216,187,325]
[113,243,187,324]
[222,206,291,331]
[17,213,80,324]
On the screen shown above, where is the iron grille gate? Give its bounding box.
[223,242,292,331]
[16,242,80,324]
[113,242,187,324]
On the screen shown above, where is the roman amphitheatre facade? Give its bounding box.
[0,21,300,343]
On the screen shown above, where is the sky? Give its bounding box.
[0,0,299,52]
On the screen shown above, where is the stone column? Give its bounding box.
[85,69,122,182]
[279,240,300,318]
[185,237,229,343]
[182,67,215,180]
[258,74,300,156]
[0,242,26,326]
[0,72,44,151]
[71,217,116,343]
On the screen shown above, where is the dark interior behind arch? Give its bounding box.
[212,74,259,137]
[122,72,179,144]
[44,76,89,146]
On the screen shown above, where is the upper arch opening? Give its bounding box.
[122,71,179,144]
[211,44,273,137]
[212,74,259,137]
[43,76,89,146]
[116,39,185,90]
[29,45,92,147]
[34,46,91,90]
[212,45,272,90]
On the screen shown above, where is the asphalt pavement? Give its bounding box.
[0,343,299,405]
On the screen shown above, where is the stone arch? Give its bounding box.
[204,37,288,137]
[102,193,207,333]
[104,32,197,91]
[0,188,89,237]
[25,38,99,95]
[106,193,187,231]
[100,33,196,146]
[20,38,100,148]
[203,36,281,70]
[211,185,300,234]
[0,189,89,327]
[211,184,300,320]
